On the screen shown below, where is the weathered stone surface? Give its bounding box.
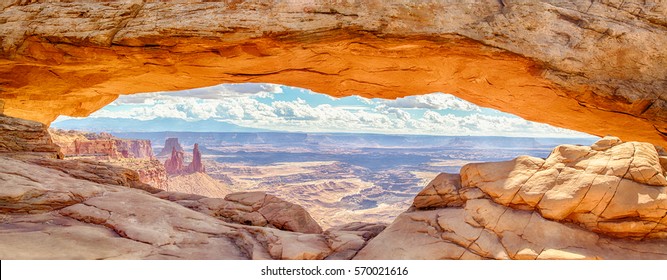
[0,1,665,145]
[164,147,185,175]
[163,172,230,198]
[0,114,62,159]
[413,173,465,209]
[0,113,372,260]
[119,159,168,190]
[356,197,667,260]
[0,156,110,214]
[0,156,364,260]
[186,143,205,173]
[155,190,323,234]
[21,157,161,194]
[324,222,387,260]
[225,192,324,234]
[461,137,667,239]
[357,137,667,259]
[158,138,184,157]
[48,128,167,189]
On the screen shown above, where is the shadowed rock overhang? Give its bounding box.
[0,0,665,145]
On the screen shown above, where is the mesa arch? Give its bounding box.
[0,1,665,145]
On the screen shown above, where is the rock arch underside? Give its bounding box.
[2,0,667,260]
[0,0,666,145]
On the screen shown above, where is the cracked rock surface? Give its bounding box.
[155,190,324,234]
[356,137,667,259]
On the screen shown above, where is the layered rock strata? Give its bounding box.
[186,143,205,173]
[0,1,665,145]
[48,129,167,188]
[158,138,184,157]
[164,147,185,175]
[156,191,323,234]
[355,137,667,259]
[0,156,388,259]
[164,141,206,175]
[0,115,382,259]
[0,114,62,159]
[50,129,154,159]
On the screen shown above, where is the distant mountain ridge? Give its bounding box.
[52,118,272,133]
[110,131,598,152]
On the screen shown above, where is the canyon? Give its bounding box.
[2,114,667,259]
[49,129,168,189]
[0,0,666,260]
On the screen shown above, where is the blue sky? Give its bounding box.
[53,83,592,137]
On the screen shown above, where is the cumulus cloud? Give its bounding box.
[112,83,283,105]
[84,84,591,138]
[380,93,481,111]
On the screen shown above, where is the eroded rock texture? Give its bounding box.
[0,114,62,159]
[164,140,206,175]
[48,129,167,189]
[186,143,205,174]
[0,1,665,144]
[0,114,380,259]
[156,191,323,234]
[158,138,184,157]
[356,137,667,259]
[164,147,185,175]
[0,155,391,259]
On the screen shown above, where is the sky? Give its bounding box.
[52,83,593,138]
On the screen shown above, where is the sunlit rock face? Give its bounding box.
[0,0,665,145]
[356,137,667,260]
[48,129,168,189]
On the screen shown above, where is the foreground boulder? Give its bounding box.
[157,191,323,234]
[356,137,667,259]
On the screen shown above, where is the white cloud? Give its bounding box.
[112,83,283,105]
[83,84,592,138]
[380,93,481,111]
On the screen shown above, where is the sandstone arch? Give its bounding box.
[0,1,665,145]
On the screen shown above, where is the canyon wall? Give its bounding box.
[158,138,184,157]
[50,129,154,159]
[0,0,665,145]
[49,129,167,188]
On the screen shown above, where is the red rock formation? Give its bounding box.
[164,140,206,175]
[186,143,205,174]
[50,129,155,159]
[1,1,666,145]
[164,147,184,175]
[114,139,154,159]
[158,138,184,157]
[73,139,119,158]
[0,114,62,159]
[133,160,168,190]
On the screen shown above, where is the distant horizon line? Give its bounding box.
[101,130,599,139]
